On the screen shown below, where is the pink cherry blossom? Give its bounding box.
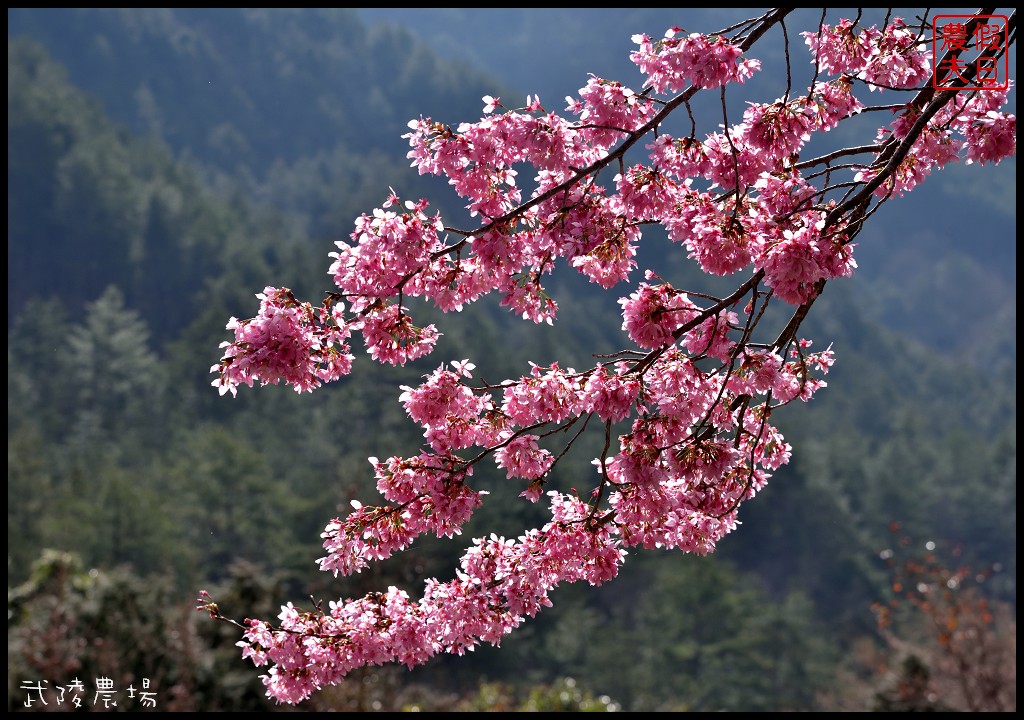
[857,18,931,91]
[618,280,700,350]
[758,217,856,305]
[211,287,354,396]
[494,434,554,480]
[963,111,1017,166]
[631,30,760,93]
[581,363,641,423]
[741,99,816,158]
[360,303,439,366]
[802,19,875,76]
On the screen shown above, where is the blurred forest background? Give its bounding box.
[7,8,1016,712]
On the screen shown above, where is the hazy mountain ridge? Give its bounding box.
[9,8,1015,366]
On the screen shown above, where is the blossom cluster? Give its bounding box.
[211,287,353,396]
[802,17,930,89]
[234,492,624,704]
[208,10,1016,704]
[630,28,761,93]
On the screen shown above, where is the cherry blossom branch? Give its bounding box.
[205,8,1016,704]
